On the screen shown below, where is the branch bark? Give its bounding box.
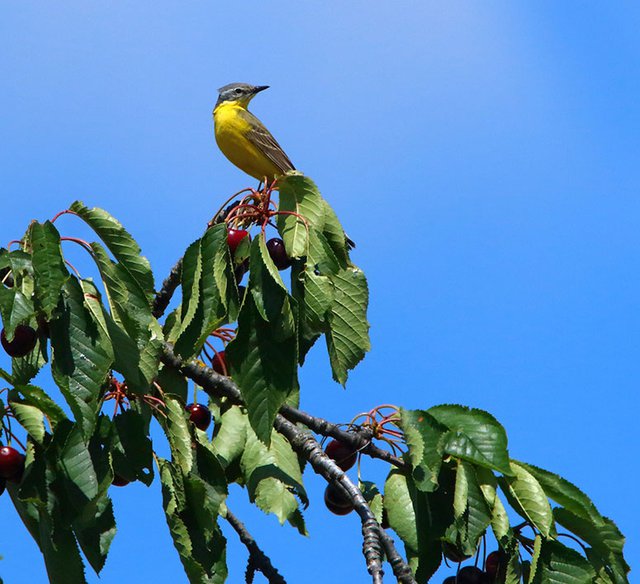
[225,509,287,584]
[152,257,182,318]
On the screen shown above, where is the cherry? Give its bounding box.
[0,446,25,481]
[442,541,472,563]
[112,474,130,487]
[266,237,291,270]
[1,325,37,358]
[324,439,358,471]
[211,350,227,375]
[485,550,505,580]
[186,403,212,431]
[443,578,457,584]
[456,566,489,584]
[324,483,354,516]
[227,229,250,254]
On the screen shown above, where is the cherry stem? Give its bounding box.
[50,209,80,223]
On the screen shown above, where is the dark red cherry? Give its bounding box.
[485,550,505,579]
[266,238,291,270]
[211,350,227,375]
[227,229,250,254]
[324,483,354,516]
[1,325,37,357]
[186,403,212,431]
[0,446,25,481]
[324,439,358,471]
[456,566,489,584]
[112,474,130,487]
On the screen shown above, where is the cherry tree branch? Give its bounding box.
[160,344,406,470]
[160,346,416,584]
[152,257,182,318]
[225,509,287,584]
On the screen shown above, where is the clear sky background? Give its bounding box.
[0,2,638,583]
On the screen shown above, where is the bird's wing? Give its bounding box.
[240,109,296,175]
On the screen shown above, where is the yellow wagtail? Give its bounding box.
[213,83,294,183]
[213,82,355,248]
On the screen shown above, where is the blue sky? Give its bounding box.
[0,2,638,582]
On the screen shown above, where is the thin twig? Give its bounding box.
[225,509,287,584]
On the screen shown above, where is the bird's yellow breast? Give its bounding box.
[213,102,281,181]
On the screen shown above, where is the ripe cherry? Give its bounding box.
[324,483,354,516]
[227,229,250,254]
[485,550,504,579]
[456,566,489,584]
[211,351,227,375]
[0,446,25,481]
[186,403,212,431]
[1,325,37,358]
[112,474,130,487]
[324,439,358,471]
[266,238,291,270]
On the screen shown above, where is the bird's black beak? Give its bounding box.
[253,85,269,94]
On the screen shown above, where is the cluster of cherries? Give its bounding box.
[442,550,504,583]
[227,228,292,278]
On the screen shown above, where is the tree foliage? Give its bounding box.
[0,174,630,583]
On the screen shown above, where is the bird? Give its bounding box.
[213,82,355,248]
[213,82,295,183]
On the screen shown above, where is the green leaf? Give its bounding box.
[427,404,513,475]
[70,201,155,300]
[536,540,596,584]
[50,278,112,439]
[451,461,492,556]
[111,409,154,485]
[359,480,384,524]
[9,400,45,443]
[0,288,34,339]
[321,200,349,267]
[90,244,161,390]
[400,408,448,492]
[211,405,248,469]
[554,508,629,583]
[383,469,442,582]
[226,296,298,445]
[60,423,99,501]
[29,221,69,318]
[240,426,307,533]
[163,396,194,474]
[72,494,116,574]
[516,461,603,523]
[277,172,326,258]
[475,466,511,543]
[499,461,554,538]
[12,385,67,429]
[38,509,88,584]
[325,265,370,385]
[159,459,228,584]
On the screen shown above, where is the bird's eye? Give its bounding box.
[234,88,243,94]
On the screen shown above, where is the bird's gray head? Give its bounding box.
[216,83,269,107]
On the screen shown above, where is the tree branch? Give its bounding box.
[160,344,406,470]
[273,415,416,584]
[225,509,287,584]
[152,257,183,318]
